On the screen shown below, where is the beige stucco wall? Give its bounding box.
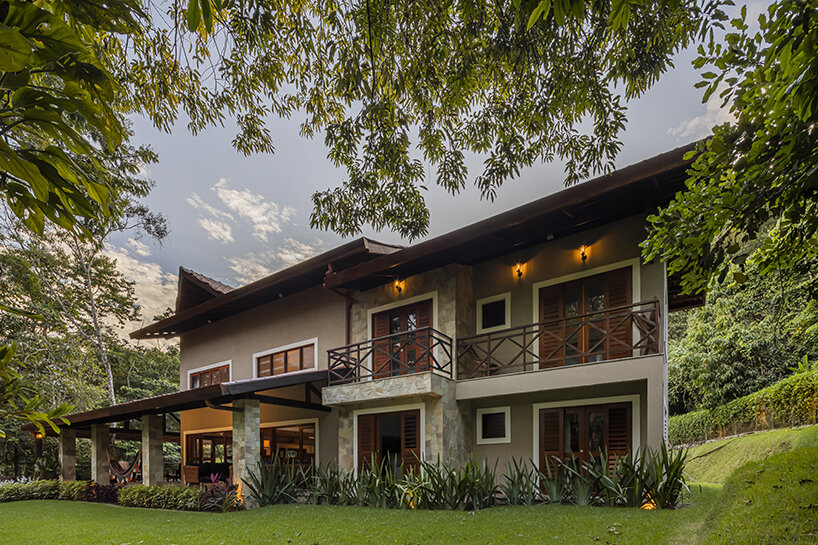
[178,286,346,388]
[468,379,651,472]
[471,214,664,331]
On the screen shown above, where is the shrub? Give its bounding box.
[118,484,202,511]
[243,458,299,508]
[201,480,241,512]
[669,370,818,445]
[81,482,120,503]
[58,480,90,501]
[0,480,60,502]
[498,458,538,505]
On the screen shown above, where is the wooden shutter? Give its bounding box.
[358,414,377,471]
[606,403,631,470]
[539,286,564,368]
[606,267,633,360]
[539,408,563,470]
[372,311,391,378]
[415,300,433,372]
[401,410,421,473]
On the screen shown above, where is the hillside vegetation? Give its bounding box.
[684,425,818,484]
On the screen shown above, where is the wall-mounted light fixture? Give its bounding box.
[515,263,524,279]
[394,280,403,294]
[34,432,43,440]
[579,245,588,263]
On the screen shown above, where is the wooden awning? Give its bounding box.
[23,370,329,436]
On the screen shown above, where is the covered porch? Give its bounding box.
[24,370,329,499]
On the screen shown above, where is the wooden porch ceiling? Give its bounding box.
[22,370,329,436]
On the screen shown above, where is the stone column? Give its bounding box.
[58,430,77,481]
[232,398,261,508]
[141,415,164,486]
[90,423,110,484]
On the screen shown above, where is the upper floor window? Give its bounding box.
[190,364,229,389]
[257,343,316,377]
[476,293,510,333]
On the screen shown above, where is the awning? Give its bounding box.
[23,370,329,436]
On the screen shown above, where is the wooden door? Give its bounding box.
[357,409,422,474]
[538,267,632,367]
[372,300,433,378]
[539,403,632,470]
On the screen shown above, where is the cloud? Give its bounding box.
[197,218,234,244]
[668,91,735,141]
[226,238,325,285]
[277,237,322,267]
[126,238,152,257]
[226,250,278,285]
[103,243,178,335]
[186,193,235,222]
[213,178,296,241]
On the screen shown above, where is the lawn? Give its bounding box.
[2,488,721,545]
[684,425,818,483]
[5,425,818,545]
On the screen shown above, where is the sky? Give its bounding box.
[107,19,745,340]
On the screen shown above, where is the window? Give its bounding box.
[189,364,229,389]
[476,293,511,333]
[186,431,232,465]
[260,423,316,468]
[257,343,316,377]
[358,409,421,474]
[476,406,511,444]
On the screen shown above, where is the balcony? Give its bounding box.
[327,327,453,386]
[457,300,661,380]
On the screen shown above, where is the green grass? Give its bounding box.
[1,488,721,545]
[702,445,818,545]
[684,425,818,483]
[5,426,818,545]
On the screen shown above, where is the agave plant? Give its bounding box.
[242,458,298,507]
[499,458,537,505]
[536,457,568,504]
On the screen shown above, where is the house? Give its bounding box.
[39,143,701,506]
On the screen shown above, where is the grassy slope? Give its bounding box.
[2,488,721,545]
[684,425,818,483]
[702,446,818,545]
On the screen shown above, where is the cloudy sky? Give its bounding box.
[107,17,748,338]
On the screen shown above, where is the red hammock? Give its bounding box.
[109,450,141,485]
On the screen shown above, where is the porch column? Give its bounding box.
[232,398,260,509]
[90,423,110,484]
[141,415,164,486]
[58,430,76,481]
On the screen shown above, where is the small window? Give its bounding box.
[189,363,229,389]
[476,293,510,333]
[256,342,317,378]
[476,406,511,444]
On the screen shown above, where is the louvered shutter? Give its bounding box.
[606,404,631,471]
[372,311,391,378]
[539,408,563,471]
[358,414,377,471]
[539,286,564,368]
[415,300,433,372]
[401,410,421,473]
[605,267,633,360]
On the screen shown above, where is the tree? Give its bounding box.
[643,0,818,297]
[668,264,818,413]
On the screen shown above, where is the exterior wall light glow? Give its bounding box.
[394,280,403,294]
[579,245,588,263]
[515,263,524,279]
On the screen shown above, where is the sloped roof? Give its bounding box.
[131,237,402,339]
[180,267,234,295]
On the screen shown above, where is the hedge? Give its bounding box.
[669,370,818,445]
[118,484,202,511]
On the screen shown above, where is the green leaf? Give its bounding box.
[527,0,551,31]
[0,25,33,71]
[200,0,213,34]
[186,0,201,31]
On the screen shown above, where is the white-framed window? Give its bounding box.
[476,293,511,334]
[252,338,319,378]
[476,406,511,444]
[186,360,232,390]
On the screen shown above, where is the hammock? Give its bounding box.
[108,450,142,485]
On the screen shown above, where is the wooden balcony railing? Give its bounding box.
[327,327,453,385]
[457,300,661,380]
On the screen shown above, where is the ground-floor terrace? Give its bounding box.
[26,357,664,508]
